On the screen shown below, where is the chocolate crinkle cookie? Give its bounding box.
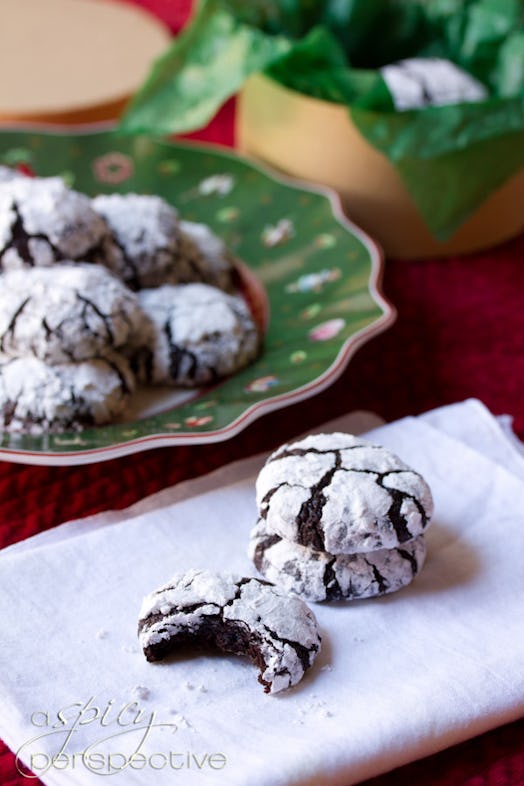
[250,432,434,602]
[138,569,321,694]
[168,220,236,293]
[91,193,181,290]
[0,176,119,271]
[0,265,146,363]
[0,353,135,434]
[256,432,433,554]
[91,195,236,293]
[249,519,427,602]
[131,283,260,387]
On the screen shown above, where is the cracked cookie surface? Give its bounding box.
[91,193,181,290]
[132,283,260,387]
[138,569,321,694]
[167,220,236,293]
[0,353,135,433]
[249,518,427,602]
[0,176,119,271]
[0,265,146,363]
[256,433,433,554]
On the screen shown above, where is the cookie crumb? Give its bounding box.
[170,713,193,730]
[131,685,150,701]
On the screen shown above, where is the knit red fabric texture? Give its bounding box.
[1,2,524,786]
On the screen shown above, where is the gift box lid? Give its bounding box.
[0,0,171,125]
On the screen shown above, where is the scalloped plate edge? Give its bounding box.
[0,130,395,465]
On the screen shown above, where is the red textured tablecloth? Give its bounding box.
[1,2,524,785]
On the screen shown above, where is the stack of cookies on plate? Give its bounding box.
[0,168,260,434]
[249,432,434,601]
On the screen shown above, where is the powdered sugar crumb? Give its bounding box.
[170,713,194,731]
[131,685,150,701]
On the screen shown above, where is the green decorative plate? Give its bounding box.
[0,128,394,465]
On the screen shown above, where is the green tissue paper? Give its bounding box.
[119,0,524,240]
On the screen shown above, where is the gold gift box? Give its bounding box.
[237,73,524,258]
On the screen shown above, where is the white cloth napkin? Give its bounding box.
[1,399,524,786]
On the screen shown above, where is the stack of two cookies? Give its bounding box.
[249,433,434,602]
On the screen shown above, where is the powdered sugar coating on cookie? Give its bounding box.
[134,283,260,386]
[0,353,135,433]
[380,57,488,111]
[0,265,146,363]
[91,193,180,289]
[138,569,321,694]
[0,177,119,271]
[249,518,427,602]
[0,166,24,184]
[166,220,236,292]
[256,433,433,554]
